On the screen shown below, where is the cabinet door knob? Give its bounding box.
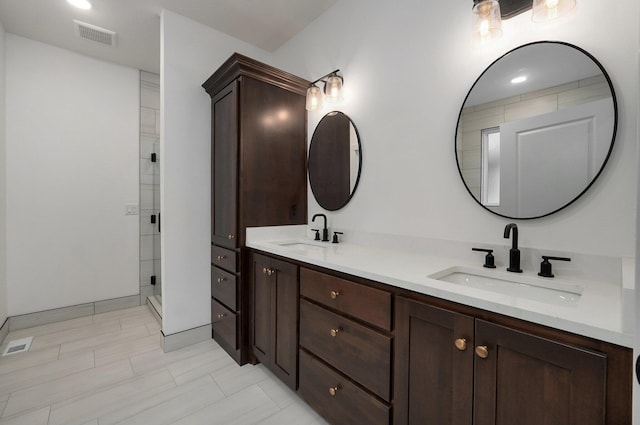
[217,255,226,261]
[455,338,467,351]
[262,267,268,274]
[328,385,340,396]
[330,328,340,337]
[330,290,340,300]
[228,234,235,240]
[475,345,489,359]
[217,277,226,283]
[217,313,226,319]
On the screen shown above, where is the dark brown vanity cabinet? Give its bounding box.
[250,252,298,390]
[394,296,631,425]
[203,53,308,365]
[298,268,393,425]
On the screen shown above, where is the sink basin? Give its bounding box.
[275,241,328,252]
[429,266,583,306]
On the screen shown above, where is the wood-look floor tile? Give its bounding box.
[94,333,160,367]
[48,369,176,425]
[112,376,226,425]
[173,384,279,425]
[257,400,330,425]
[92,306,151,325]
[28,321,122,352]
[129,340,218,376]
[2,359,132,417]
[58,324,149,356]
[167,345,228,378]
[257,375,298,409]
[172,351,236,386]
[0,351,94,399]
[97,375,214,425]
[212,362,271,396]
[6,316,93,340]
[0,406,50,425]
[0,346,60,376]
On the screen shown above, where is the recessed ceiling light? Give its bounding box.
[510,75,527,84]
[67,0,92,10]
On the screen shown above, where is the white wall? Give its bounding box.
[273,0,639,258]
[5,34,139,316]
[160,10,269,335]
[0,20,7,326]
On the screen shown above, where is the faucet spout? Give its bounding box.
[503,223,522,273]
[312,213,329,242]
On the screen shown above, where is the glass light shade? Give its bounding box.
[532,0,576,22]
[306,85,323,111]
[324,75,344,103]
[67,0,92,10]
[472,0,502,45]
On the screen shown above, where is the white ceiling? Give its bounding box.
[0,0,338,73]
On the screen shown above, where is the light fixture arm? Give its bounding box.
[310,69,341,86]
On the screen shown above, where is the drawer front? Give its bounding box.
[299,350,390,425]
[211,299,237,351]
[300,299,391,401]
[211,266,237,311]
[212,245,237,273]
[300,268,392,331]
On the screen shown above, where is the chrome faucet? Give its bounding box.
[312,213,329,242]
[503,223,522,273]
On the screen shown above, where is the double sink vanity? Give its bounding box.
[245,224,632,425]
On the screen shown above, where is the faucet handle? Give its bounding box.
[472,248,496,269]
[332,232,343,244]
[311,229,320,241]
[538,256,571,278]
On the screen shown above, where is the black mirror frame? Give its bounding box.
[454,40,618,220]
[308,111,363,211]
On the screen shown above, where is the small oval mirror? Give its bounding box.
[308,112,362,211]
[455,41,617,219]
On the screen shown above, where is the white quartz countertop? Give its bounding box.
[246,226,633,348]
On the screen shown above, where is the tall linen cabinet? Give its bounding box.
[202,53,308,365]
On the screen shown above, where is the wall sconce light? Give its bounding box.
[472,0,576,43]
[306,70,343,111]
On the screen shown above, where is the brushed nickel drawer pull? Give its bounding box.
[328,385,341,396]
[330,328,340,337]
[330,290,340,300]
[217,277,227,283]
[217,313,226,319]
[216,255,226,261]
[228,234,235,240]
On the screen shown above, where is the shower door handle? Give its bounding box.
[158,213,160,233]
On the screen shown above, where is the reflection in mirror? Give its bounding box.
[308,111,362,211]
[456,41,617,219]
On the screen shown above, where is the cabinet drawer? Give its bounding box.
[211,299,237,351]
[212,245,237,273]
[211,266,237,311]
[300,268,391,331]
[300,299,391,401]
[299,350,390,425]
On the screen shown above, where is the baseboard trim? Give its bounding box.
[162,324,211,353]
[0,318,9,347]
[8,294,141,332]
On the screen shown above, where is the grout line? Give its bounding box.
[46,405,52,425]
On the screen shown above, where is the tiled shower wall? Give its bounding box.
[139,71,161,303]
[457,75,610,199]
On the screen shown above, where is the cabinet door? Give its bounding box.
[474,319,607,425]
[212,81,238,248]
[251,253,299,390]
[394,297,474,425]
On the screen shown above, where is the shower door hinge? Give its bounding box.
[150,153,157,163]
[150,214,156,224]
[150,275,156,286]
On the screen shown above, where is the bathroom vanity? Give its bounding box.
[245,226,632,425]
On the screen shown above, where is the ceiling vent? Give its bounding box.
[73,20,117,47]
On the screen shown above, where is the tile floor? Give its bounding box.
[0,305,330,425]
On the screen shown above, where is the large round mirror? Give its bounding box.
[455,41,617,219]
[309,111,362,211]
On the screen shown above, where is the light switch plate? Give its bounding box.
[125,204,139,215]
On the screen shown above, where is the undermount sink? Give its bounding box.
[429,266,583,306]
[275,241,328,252]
